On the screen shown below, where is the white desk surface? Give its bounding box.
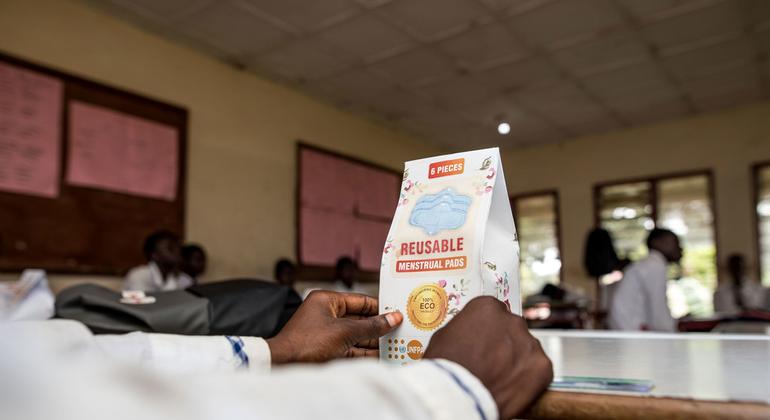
[532,330,770,404]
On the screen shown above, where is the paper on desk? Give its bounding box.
[0,61,63,198]
[66,101,178,201]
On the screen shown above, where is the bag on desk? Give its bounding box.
[56,279,300,336]
[379,147,520,364]
[56,284,210,334]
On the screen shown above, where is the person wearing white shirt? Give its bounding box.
[0,291,553,420]
[302,256,372,299]
[123,230,193,292]
[180,243,207,284]
[608,228,683,332]
[329,256,370,294]
[714,254,767,313]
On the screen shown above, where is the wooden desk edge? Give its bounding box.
[526,390,770,420]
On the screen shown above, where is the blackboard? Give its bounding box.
[0,52,187,275]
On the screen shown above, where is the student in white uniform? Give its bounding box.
[714,254,767,313]
[329,256,369,294]
[609,228,683,332]
[302,256,372,299]
[180,243,207,285]
[123,230,193,292]
[0,292,553,420]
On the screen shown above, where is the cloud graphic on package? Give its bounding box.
[409,188,472,235]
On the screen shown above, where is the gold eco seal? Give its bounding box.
[406,284,448,331]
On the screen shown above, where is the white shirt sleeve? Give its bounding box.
[123,265,153,291]
[645,264,676,332]
[713,285,738,313]
[177,272,194,289]
[94,332,271,374]
[608,269,643,330]
[742,282,768,310]
[1,320,497,420]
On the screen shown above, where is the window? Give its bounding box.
[595,172,717,316]
[755,163,770,286]
[511,191,562,297]
[297,144,400,272]
[595,181,653,261]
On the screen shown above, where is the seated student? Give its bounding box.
[274,258,297,287]
[330,256,368,294]
[1,293,552,420]
[714,254,766,313]
[608,228,683,332]
[181,244,207,284]
[302,256,370,299]
[123,230,193,292]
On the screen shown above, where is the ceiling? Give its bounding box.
[86,0,770,149]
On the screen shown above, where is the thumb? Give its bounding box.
[348,311,403,343]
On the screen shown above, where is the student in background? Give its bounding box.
[714,254,766,313]
[301,257,368,299]
[123,230,193,292]
[608,228,683,332]
[274,258,297,287]
[331,256,367,294]
[181,243,207,284]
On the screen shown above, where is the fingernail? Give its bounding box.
[385,311,402,327]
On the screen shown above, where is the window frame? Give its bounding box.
[752,161,770,284]
[295,142,401,282]
[592,169,720,283]
[510,189,564,287]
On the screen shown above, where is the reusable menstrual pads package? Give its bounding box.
[379,147,520,364]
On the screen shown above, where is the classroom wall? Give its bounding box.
[0,0,441,288]
[2,0,767,300]
[502,101,770,296]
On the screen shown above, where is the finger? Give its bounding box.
[356,337,379,349]
[345,347,379,358]
[348,311,403,343]
[335,293,379,317]
[343,314,366,320]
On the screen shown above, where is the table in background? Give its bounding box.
[679,310,770,334]
[528,330,770,419]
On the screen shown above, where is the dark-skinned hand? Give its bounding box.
[424,296,553,420]
[267,290,403,364]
